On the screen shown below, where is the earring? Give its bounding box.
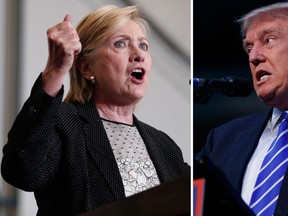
[90,76,95,85]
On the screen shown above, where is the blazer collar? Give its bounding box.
[133,116,172,182]
[75,101,173,192]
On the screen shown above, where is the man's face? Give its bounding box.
[243,14,288,110]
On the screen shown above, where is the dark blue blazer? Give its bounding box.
[202,110,288,216]
[1,74,190,216]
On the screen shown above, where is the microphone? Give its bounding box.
[193,76,252,97]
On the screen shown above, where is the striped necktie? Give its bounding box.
[249,112,288,215]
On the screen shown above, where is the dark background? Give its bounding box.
[193,0,287,155]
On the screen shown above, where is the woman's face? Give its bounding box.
[87,19,152,106]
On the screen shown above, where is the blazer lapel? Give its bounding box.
[75,101,125,199]
[133,116,172,182]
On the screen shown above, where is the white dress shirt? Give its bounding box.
[241,108,283,205]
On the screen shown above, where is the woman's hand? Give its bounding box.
[42,14,82,96]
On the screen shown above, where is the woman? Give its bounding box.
[1,5,190,216]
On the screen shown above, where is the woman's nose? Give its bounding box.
[131,55,144,62]
[129,46,145,62]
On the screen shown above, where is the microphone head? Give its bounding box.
[193,76,253,104]
[221,76,252,97]
[193,76,253,98]
[193,78,206,87]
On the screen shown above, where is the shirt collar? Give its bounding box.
[271,108,285,129]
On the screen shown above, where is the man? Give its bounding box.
[201,2,288,216]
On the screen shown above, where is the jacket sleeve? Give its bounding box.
[1,73,64,191]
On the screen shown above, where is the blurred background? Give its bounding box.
[193,0,288,155]
[0,0,190,215]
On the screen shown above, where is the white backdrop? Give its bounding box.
[16,0,191,215]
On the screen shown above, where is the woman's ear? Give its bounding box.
[78,58,93,81]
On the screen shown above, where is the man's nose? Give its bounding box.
[249,45,266,66]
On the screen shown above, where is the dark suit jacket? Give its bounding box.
[202,109,288,216]
[1,74,190,216]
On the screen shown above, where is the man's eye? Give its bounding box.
[244,45,253,54]
[247,47,253,54]
[265,37,277,46]
[266,38,274,43]
[114,41,125,48]
[139,43,148,51]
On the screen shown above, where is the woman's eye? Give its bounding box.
[114,40,126,48]
[139,43,148,51]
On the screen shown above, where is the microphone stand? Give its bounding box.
[194,87,213,104]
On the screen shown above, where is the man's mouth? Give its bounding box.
[259,74,270,81]
[257,70,271,82]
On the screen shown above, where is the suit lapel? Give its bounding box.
[275,170,288,215]
[75,101,125,199]
[221,111,272,193]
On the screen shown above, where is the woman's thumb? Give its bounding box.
[63,14,72,23]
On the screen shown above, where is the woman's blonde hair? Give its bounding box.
[64,5,150,103]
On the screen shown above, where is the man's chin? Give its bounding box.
[258,91,276,106]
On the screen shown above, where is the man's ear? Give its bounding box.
[78,58,93,80]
